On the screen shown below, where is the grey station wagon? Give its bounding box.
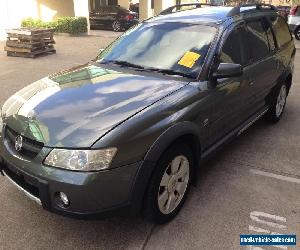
[0,3,295,223]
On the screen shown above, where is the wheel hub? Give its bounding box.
[167,176,178,193]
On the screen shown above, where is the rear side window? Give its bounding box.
[262,20,276,51]
[246,21,269,62]
[271,16,292,47]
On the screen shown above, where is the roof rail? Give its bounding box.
[160,3,215,15]
[227,3,278,16]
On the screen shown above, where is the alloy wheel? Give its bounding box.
[157,155,190,215]
[297,29,300,39]
[112,21,121,32]
[276,85,287,117]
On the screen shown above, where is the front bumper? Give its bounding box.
[0,137,153,219]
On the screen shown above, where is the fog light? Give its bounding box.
[59,192,69,207]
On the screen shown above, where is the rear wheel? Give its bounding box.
[144,143,193,224]
[265,83,288,123]
[294,27,300,40]
[112,21,122,32]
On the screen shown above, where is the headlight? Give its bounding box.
[44,148,117,171]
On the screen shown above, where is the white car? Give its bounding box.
[288,5,300,40]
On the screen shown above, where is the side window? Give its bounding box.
[262,19,276,51]
[246,21,269,62]
[220,26,250,66]
[271,16,292,47]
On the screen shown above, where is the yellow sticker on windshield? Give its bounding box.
[178,51,201,68]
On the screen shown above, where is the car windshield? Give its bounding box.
[96,22,217,79]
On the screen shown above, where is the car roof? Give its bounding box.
[151,7,233,24]
[149,5,277,25]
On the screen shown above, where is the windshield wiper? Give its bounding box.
[101,60,145,69]
[145,68,194,79]
[99,60,194,79]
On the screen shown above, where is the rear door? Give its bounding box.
[270,15,295,69]
[245,17,294,112]
[243,19,279,113]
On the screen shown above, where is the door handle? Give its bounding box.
[249,80,255,86]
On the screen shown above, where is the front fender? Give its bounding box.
[129,121,202,215]
[144,121,201,163]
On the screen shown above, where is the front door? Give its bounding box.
[206,24,255,147]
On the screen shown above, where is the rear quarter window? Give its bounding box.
[271,16,292,47]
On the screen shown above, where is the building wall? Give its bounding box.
[36,0,75,20]
[154,0,176,14]
[119,0,130,9]
[139,0,212,20]
[139,0,153,20]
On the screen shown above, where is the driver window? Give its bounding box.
[220,26,250,66]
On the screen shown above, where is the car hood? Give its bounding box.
[2,64,186,148]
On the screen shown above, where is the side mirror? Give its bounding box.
[213,63,242,79]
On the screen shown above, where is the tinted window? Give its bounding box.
[263,20,276,51]
[271,16,292,47]
[220,26,250,66]
[266,25,276,51]
[246,21,269,62]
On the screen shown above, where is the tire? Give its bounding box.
[112,21,122,32]
[144,143,193,224]
[294,27,300,40]
[265,82,288,123]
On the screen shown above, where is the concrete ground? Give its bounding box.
[0,36,300,250]
[88,29,122,39]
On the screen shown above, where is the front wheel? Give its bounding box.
[144,143,193,224]
[265,83,288,123]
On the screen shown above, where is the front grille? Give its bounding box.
[5,127,44,159]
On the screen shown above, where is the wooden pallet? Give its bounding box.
[5,28,56,58]
[7,48,56,58]
[6,28,55,35]
[6,39,55,49]
[7,32,54,41]
[5,44,54,53]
